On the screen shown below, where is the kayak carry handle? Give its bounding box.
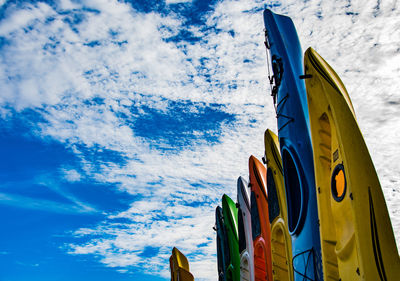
[299,74,313,79]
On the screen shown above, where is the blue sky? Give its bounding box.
[1,0,400,280]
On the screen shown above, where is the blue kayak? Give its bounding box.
[263,9,323,281]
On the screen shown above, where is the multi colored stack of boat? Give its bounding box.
[214,8,400,281]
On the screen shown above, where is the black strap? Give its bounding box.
[292,247,318,281]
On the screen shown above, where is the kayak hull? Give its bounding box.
[264,129,294,281]
[263,9,323,280]
[238,176,255,281]
[222,194,241,281]
[169,247,194,281]
[249,155,273,281]
[216,206,229,281]
[304,47,400,281]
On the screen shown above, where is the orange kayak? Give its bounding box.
[249,155,273,281]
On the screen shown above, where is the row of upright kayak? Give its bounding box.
[214,8,400,281]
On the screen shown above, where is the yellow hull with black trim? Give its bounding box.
[264,129,294,281]
[304,47,400,281]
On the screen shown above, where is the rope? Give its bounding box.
[264,28,294,132]
[264,29,274,98]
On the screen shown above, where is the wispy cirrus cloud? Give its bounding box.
[0,172,98,214]
[1,0,399,280]
[0,0,269,279]
[165,0,193,4]
[0,191,96,214]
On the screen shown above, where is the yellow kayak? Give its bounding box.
[304,47,400,281]
[263,129,294,281]
[169,247,194,281]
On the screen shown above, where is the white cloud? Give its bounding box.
[69,203,217,278]
[0,2,55,35]
[62,168,82,182]
[165,0,192,4]
[0,1,268,278]
[0,192,96,214]
[1,0,400,280]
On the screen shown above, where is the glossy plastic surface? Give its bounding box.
[264,129,294,281]
[304,47,400,281]
[222,194,240,281]
[170,247,194,281]
[216,206,229,281]
[263,9,322,281]
[249,155,273,281]
[237,177,255,281]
